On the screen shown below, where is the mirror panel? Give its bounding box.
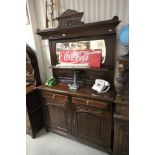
[56,40,106,67]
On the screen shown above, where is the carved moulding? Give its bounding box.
[75,105,102,118]
[42,97,66,109]
[56,9,84,28]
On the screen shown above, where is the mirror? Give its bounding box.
[56,39,106,68]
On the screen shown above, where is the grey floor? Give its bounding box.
[26,129,109,155]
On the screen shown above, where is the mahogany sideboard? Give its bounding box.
[36,9,126,154]
[37,83,114,152]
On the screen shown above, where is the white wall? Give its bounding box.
[27,0,129,83]
[33,0,54,81]
[26,24,36,51]
[27,0,49,83]
[59,0,129,25]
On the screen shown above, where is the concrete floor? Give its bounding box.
[26,129,109,155]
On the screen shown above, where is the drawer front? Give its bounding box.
[40,91,68,109]
[41,91,68,101]
[72,97,108,110]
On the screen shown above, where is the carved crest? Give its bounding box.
[56,9,84,28]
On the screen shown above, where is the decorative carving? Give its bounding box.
[56,9,84,28]
[76,105,102,117]
[42,97,66,109]
[58,9,82,17]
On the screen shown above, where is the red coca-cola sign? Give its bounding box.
[58,49,101,67]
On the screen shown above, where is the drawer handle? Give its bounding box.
[52,94,55,99]
[67,118,70,124]
[86,100,90,105]
[73,120,76,126]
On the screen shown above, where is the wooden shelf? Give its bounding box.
[50,65,114,71]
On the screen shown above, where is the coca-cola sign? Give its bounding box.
[58,49,102,67]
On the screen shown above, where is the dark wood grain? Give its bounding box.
[36,16,120,40]
[37,83,115,102]
[40,92,71,134]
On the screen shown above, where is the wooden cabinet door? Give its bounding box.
[41,91,71,134]
[72,97,112,149]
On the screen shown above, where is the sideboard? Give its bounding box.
[36,9,125,154]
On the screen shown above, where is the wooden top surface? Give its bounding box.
[37,83,115,102]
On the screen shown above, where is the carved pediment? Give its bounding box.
[58,9,83,18]
[56,9,84,28]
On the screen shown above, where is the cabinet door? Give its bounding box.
[41,91,71,134]
[72,97,112,149]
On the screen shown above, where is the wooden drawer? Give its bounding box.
[41,91,68,101]
[72,97,108,109]
[40,91,68,109]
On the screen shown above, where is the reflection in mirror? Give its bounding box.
[56,40,106,68]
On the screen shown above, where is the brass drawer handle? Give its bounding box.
[67,118,70,124]
[52,94,55,99]
[62,33,66,37]
[86,100,90,105]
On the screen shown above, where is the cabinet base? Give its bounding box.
[48,128,112,154]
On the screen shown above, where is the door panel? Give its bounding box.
[48,105,67,131]
[77,112,103,141]
[72,97,112,149]
[40,91,71,134]
[73,105,104,146]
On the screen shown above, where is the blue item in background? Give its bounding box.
[119,25,129,47]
